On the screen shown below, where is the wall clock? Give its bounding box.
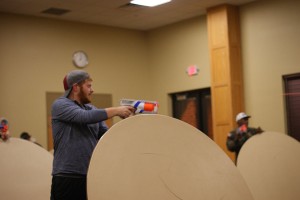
[72,50,88,68]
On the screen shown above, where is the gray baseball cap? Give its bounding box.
[63,70,90,97]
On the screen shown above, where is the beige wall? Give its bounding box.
[0,0,299,148]
[239,0,300,134]
[147,16,210,115]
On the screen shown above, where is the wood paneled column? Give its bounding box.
[207,5,244,161]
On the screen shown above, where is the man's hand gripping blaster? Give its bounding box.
[120,99,158,114]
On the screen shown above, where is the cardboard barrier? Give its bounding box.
[237,132,300,200]
[88,115,253,200]
[0,138,53,200]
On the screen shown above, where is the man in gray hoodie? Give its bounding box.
[50,70,134,200]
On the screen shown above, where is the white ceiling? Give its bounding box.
[0,0,257,31]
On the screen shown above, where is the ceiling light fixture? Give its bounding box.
[130,0,171,7]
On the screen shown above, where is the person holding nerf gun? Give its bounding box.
[226,112,263,163]
[50,70,134,200]
[0,117,10,141]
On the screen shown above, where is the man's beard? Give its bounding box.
[78,88,91,104]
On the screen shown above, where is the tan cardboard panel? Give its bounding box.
[237,132,300,200]
[0,138,53,200]
[88,114,253,200]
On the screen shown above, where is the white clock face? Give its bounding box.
[73,51,88,68]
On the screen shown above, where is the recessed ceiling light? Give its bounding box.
[130,0,171,7]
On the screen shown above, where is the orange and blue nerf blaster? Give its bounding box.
[120,99,158,114]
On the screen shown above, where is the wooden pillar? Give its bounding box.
[207,4,244,161]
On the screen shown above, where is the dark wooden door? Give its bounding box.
[283,73,300,141]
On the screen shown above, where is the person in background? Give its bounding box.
[20,132,42,146]
[226,112,263,163]
[50,70,135,200]
[0,117,10,141]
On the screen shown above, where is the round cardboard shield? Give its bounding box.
[237,132,300,200]
[88,115,253,200]
[0,138,53,200]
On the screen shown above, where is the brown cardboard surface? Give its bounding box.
[88,114,253,200]
[237,132,300,200]
[0,138,53,200]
